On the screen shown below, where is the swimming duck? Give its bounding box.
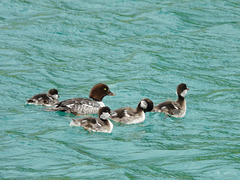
[152,83,189,118]
[49,83,115,115]
[26,89,59,106]
[70,106,113,133]
[110,98,153,124]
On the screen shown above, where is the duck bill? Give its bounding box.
[107,91,115,96]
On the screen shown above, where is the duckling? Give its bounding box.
[110,98,153,124]
[153,83,189,118]
[27,89,59,106]
[70,106,113,133]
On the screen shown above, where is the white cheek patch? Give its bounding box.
[52,94,59,99]
[100,112,110,119]
[180,90,188,97]
[140,101,148,109]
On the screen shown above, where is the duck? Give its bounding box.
[110,98,153,124]
[152,83,189,118]
[48,83,115,115]
[70,106,113,133]
[26,89,59,106]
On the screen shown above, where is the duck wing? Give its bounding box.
[27,93,49,105]
[154,101,180,115]
[111,107,136,118]
[50,98,102,114]
[71,117,104,132]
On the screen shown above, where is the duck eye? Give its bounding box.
[104,88,107,91]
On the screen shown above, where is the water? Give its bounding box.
[1,0,240,179]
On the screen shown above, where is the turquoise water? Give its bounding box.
[1,0,240,179]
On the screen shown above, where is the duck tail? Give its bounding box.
[26,99,34,104]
